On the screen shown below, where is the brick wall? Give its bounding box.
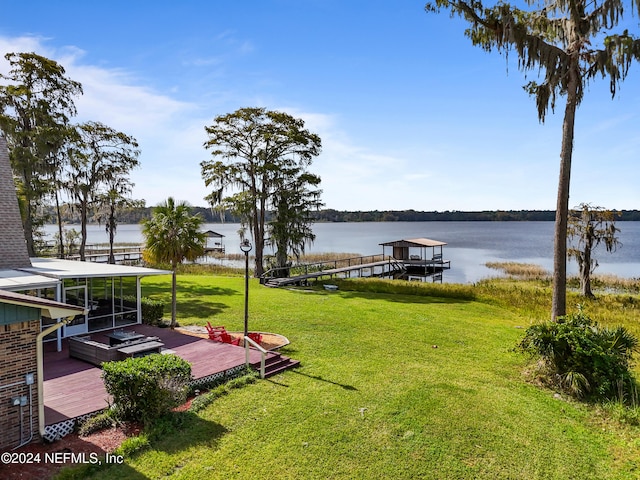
[0,320,40,450]
[0,135,31,269]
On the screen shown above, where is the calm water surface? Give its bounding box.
[45,221,640,283]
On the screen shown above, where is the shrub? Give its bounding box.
[114,433,151,457]
[121,295,165,325]
[78,411,116,436]
[102,354,191,424]
[141,297,165,325]
[517,312,639,402]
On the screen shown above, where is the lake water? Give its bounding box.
[44,221,640,284]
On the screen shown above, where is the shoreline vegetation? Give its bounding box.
[485,261,640,293]
[43,207,640,225]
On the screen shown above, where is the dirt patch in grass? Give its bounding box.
[175,326,289,350]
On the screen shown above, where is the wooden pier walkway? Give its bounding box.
[263,256,406,287]
[65,245,144,265]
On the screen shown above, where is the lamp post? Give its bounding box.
[240,239,252,338]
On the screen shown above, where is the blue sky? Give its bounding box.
[1,0,638,211]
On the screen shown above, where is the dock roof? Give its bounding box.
[203,230,225,238]
[380,238,447,248]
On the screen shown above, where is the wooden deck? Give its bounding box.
[43,325,272,426]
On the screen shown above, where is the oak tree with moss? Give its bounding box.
[0,52,82,255]
[568,203,620,298]
[201,107,322,277]
[267,170,323,274]
[426,0,640,320]
[66,121,140,261]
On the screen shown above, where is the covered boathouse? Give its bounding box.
[380,238,451,280]
[204,230,225,253]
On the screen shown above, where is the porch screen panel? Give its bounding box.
[115,276,137,327]
[88,277,115,331]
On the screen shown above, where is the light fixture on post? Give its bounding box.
[239,239,252,339]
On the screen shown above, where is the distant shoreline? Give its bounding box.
[311,209,640,222]
[45,208,640,224]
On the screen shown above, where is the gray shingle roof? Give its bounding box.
[0,135,31,269]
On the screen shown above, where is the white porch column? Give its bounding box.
[136,277,142,324]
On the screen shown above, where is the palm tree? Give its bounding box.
[141,197,206,328]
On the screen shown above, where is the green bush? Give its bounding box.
[141,297,164,325]
[102,354,191,424]
[121,295,165,325]
[78,411,116,436]
[114,433,151,457]
[517,312,639,402]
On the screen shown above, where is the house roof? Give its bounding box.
[20,258,170,279]
[380,238,447,248]
[0,289,86,319]
[0,270,60,291]
[204,230,225,238]
[0,259,169,294]
[0,135,32,269]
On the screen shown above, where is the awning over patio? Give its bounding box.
[22,257,170,279]
[0,270,60,291]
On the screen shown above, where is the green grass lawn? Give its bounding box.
[62,275,640,479]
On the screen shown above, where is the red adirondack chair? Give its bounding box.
[247,332,263,344]
[205,322,225,340]
[206,322,241,345]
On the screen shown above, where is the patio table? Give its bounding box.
[105,330,145,346]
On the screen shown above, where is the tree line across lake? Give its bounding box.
[48,207,640,224]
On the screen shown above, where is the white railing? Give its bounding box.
[244,336,268,379]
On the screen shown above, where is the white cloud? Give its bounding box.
[0,35,215,206]
[73,67,192,128]
[0,36,55,67]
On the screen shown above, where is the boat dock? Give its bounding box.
[380,238,450,279]
[204,230,225,254]
[263,237,451,287]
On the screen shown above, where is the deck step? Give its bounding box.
[251,352,300,378]
[264,278,294,288]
